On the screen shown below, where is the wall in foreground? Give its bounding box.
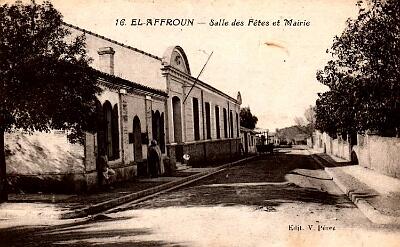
[353,134,400,179]
[5,131,86,193]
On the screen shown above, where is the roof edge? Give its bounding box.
[63,22,162,61]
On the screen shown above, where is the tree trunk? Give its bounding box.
[0,128,7,202]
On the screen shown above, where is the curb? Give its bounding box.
[61,155,256,219]
[307,150,400,225]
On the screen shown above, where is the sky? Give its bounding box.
[5,0,360,131]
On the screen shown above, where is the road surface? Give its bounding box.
[1,148,399,246]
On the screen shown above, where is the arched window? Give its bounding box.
[172,96,182,143]
[160,113,165,153]
[236,112,239,137]
[102,101,119,160]
[152,110,165,152]
[215,106,220,139]
[112,104,120,159]
[133,116,142,161]
[152,110,161,144]
[192,97,200,141]
[230,110,234,138]
[223,108,228,138]
[205,102,211,139]
[103,101,113,158]
[95,100,105,156]
[95,100,105,185]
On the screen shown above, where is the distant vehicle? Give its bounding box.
[256,143,274,154]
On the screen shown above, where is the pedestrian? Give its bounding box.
[98,148,115,189]
[147,140,161,178]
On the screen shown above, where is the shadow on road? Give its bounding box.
[0,216,186,247]
[312,153,354,167]
[127,152,356,210]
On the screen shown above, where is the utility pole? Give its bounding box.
[183,51,213,104]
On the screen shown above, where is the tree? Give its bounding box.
[315,0,400,137]
[304,105,316,129]
[0,1,101,201]
[294,105,316,136]
[240,106,258,129]
[294,116,306,127]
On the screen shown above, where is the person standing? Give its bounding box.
[97,147,115,189]
[147,140,161,178]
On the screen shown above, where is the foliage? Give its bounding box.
[0,1,101,200]
[294,105,316,136]
[0,1,101,142]
[240,106,258,130]
[315,0,400,137]
[294,116,306,127]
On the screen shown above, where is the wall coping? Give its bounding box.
[167,138,240,146]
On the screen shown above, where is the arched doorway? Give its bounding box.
[133,116,142,162]
[172,96,182,143]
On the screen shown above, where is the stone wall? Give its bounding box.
[353,135,400,179]
[5,131,86,193]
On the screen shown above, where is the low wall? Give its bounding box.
[7,173,87,193]
[5,131,86,193]
[5,131,139,193]
[313,131,351,160]
[353,135,400,178]
[5,131,84,175]
[85,163,136,191]
[307,137,313,148]
[167,138,241,167]
[332,138,351,160]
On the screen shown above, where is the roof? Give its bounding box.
[92,68,167,97]
[240,126,257,134]
[294,133,310,141]
[63,22,161,61]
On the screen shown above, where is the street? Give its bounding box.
[1,148,399,247]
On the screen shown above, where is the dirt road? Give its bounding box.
[1,148,399,246]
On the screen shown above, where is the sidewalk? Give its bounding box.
[308,148,400,225]
[0,156,255,221]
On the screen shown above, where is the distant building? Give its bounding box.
[240,127,259,154]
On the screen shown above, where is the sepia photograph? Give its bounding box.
[0,0,399,246]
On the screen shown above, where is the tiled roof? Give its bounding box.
[63,22,161,61]
[91,68,167,97]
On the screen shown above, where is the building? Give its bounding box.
[240,127,259,154]
[5,23,241,192]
